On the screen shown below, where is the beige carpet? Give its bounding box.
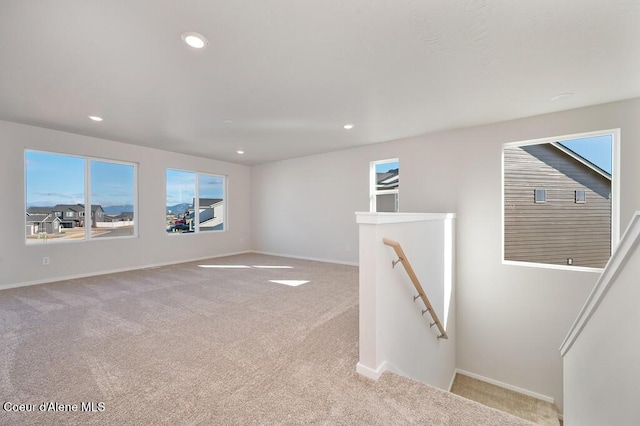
[1,253,533,425]
[450,374,559,425]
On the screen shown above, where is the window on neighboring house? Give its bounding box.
[25,150,138,244]
[166,169,226,234]
[370,159,399,212]
[534,189,547,203]
[503,131,618,269]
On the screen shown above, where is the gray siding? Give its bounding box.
[504,144,611,268]
[376,193,397,212]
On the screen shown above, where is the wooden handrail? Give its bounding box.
[383,237,448,340]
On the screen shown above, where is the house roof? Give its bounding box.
[376,169,399,190]
[27,207,54,215]
[25,213,60,224]
[52,204,104,212]
[0,2,638,165]
[194,198,224,207]
[551,143,612,181]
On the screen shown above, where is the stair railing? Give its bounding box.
[383,237,448,340]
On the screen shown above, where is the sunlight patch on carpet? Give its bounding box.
[269,280,310,287]
[252,265,294,269]
[198,265,251,268]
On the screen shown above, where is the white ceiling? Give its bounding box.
[1,1,638,165]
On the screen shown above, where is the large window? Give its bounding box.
[166,169,225,233]
[25,150,137,244]
[503,130,619,269]
[370,159,399,212]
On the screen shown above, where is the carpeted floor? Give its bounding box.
[450,374,559,425]
[0,253,533,425]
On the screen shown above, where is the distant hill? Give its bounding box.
[103,205,134,215]
[166,203,192,214]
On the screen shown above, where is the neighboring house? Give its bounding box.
[376,168,399,190]
[104,212,134,222]
[376,168,399,212]
[27,204,105,228]
[25,213,61,235]
[188,198,224,230]
[504,143,612,268]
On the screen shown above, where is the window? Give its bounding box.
[370,159,399,212]
[91,160,135,238]
[534,189,547,203]
[25,150,137,244]
[503,130,618,269]
[166,169,225,233]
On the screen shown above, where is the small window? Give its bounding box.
[65,211,75,218]
[534,189,547,203]
[575,190,586,204]
[370,159,399,212]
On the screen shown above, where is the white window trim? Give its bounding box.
[370,158,399,213]
[24,149,139,245]
[501,129,620,272]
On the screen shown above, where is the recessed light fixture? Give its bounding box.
[88,115,103,122]
[236,150,245,155]
[223,119,235,125]
[551,92,573,102]
[181,32,208,49]
[343,124,354,130]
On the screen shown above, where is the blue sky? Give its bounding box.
[375,160,399,174]
[165,169,224,207]
[25,153,224,210]
[26,151,134,208]
[559,134,612,174]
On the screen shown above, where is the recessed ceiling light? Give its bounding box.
[551,93,573,102]
[343,124,354,130]
[88,115,103,122]
[181,32,208,49]
[236,150,245,155]
[223,119,235,125]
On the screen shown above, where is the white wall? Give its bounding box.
[356,213,456,390]
[252,98,640,411]
[0,120,251,288]
[561,213,640,425]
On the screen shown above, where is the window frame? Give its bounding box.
[370,158,399,213]
[534,189,547,203]
[501,129,620,272]
[24,149,138,245]
[165,168,227,235]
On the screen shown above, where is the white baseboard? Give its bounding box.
[356,361,388,380]
[252,250,359,267]
[455,369,555,405]
[0,250,252,291]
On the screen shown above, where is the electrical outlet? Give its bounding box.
[42,256,50,265]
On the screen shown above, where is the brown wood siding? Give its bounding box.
[504,144,611,268]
